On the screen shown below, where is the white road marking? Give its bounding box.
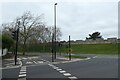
[48,63,78,79]
[19,74,26,77]
[21,66,26,70]
[56,69,62,71]
[53,67,59,69]
[33,61,37,64]
[68,76,78,79]
[93,56,97,58]
[18,66,26,79]
[31,57,38,58]
[28,57,31,59]
[20,71,26,74]
[26,62,33,64]
[37,61,43,63]
[20,70,26,71]
[48,64,53,66]
[63,73,71,76]
[22,58,27,60]
[52,65,56,67]
[59,71,66,73]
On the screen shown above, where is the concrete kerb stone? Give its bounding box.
[52,57,91,64]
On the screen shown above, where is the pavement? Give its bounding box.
[1,58,22,69]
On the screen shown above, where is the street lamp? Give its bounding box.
[54,3,57,59]
[52,33,54,62]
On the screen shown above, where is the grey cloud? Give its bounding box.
[1,1,118,40]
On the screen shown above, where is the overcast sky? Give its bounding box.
[0,0,119,41]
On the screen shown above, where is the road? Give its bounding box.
[1,54,118,80]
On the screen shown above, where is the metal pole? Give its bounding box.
[52,33,54,62]
[15,21,20,65]
[54,3,57,59]
[69,35,71,60]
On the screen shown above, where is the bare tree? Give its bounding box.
[44,26,62,42]
[18,11,45,55]
[1,11,62,55]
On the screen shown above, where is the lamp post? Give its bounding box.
[54,3,57,59]
[51,33,54,62]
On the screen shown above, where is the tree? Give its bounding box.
[15,11,45,55]
[42,26,62,42]
[86,32,102,40]
[1,11,62,55]
[2,34,14,54]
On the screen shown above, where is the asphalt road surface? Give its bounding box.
[1,54,118,80]
[55,57,118,78]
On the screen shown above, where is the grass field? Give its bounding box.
[62,43,119,55]
[18,43,119,55]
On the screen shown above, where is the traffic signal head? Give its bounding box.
[11,31,16,40]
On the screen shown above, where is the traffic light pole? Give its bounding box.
[15,28,19,65]
[69,35,71,60]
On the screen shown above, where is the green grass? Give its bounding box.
[17,43,119,55]
[61,43,119,55]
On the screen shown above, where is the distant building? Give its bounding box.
[107,38,118,43]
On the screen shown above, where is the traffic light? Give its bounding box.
[11,31,17,40]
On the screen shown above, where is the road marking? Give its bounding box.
[59,71,66,73]
[33,61,37,64]
[93,56,97,58]
[63,73,71,76]
[22,58,27,60]
[20,70,26,71]
[48,63,78,80]
[19,74,26,77]
[21,66,26,70]
[26,62,33,64]
[30,57,38,59]
[28,57,38,59]
[68,76,78,79]
[19,74,26,78]
[37,61,43,63]
[53,67,59,69]
[56,69,62,71]
[26,61,44,65]
[20,71,26,74]
[48,64,53,66]
[18,66,26,79]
